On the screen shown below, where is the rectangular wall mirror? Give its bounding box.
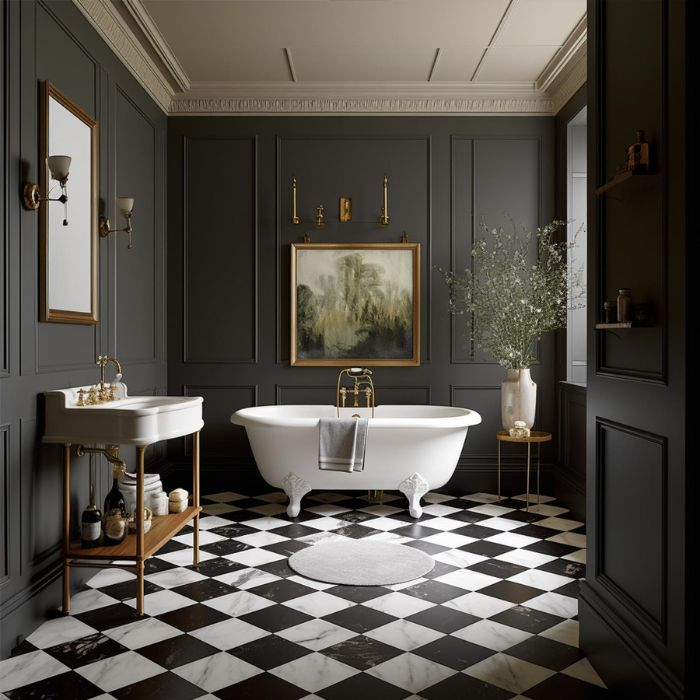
[40,81,98,323]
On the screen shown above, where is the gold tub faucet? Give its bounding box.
[336,367,375,417]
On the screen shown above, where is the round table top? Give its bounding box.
[496,430,552,443]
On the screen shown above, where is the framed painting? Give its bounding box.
[291,242,420,366]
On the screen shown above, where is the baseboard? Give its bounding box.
[579,582,683,699]
[553,467,585,520]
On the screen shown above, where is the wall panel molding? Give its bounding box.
[0,424,9,584]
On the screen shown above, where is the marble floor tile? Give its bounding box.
[189,618,269,650]
[204,492,248,502]
[484,531,539,548]
[212,567,280,589]
[0,651,69,692]
[66,588,120,615]
[26,616,98,649]
[362,592,435,618]
[268,651,357,693]
[364,619,444,651]
[562,657,608,688]
[539,619,580,648]
[145,566,209,589]
[286,574,335,591]
[173,651,261,692]
[432,549,487,568]
[494,548,557,569]
[154,548,217,567]
[276,619,357,651]
[366,652,456,693]
[223,547,286,566]
[546,531,587,548]
[444,592,514,619]
[462,493,503,504]
[247,503,289,516]
[416,517,470,532]
[524,504,570,517]
[103,617,182,650]
[421,531,476,549]
[85,568,136,588]
[242,516,292,531]
[75,650,164,692]
[201,589,275,617]
[464,652,556,694]
[232,530,290,547]
[197,515,237,530]
[452,619,533,652]
[304,504,352,516]
[201,504,241,516]
[467,504,516,517]
[124,590,194,616]
[283,591,356,617]
[421,504,462,517]
[434,569,501,592]
[523,592,579,619]
[533,517,584,532]
[562,549,587,563]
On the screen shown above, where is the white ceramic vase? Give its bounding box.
[501,368,537,430]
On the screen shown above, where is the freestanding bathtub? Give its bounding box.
[231,405,481,518]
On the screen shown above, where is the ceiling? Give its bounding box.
[74,0,587,115]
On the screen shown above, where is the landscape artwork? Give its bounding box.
[291,243,420,366]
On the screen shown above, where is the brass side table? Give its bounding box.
[496,431,552,511]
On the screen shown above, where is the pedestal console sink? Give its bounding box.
[43,385,203,446]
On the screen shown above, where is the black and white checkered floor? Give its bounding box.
[0,490,607,699]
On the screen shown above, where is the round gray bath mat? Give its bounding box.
[288,540,435,586]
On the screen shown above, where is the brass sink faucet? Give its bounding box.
[96,355,123,402]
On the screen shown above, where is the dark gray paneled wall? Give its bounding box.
[0,0,166,657]
[167,117,555,485]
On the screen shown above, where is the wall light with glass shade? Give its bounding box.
[23,155,72,225]
[99,197,135,249]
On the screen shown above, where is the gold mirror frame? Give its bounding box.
[39,81,98,324]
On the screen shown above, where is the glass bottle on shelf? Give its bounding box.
[103,463,127,546]
[617,288,632,324]
[81,457,102,548]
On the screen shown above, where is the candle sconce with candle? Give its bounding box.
[379,174,390,226]
[291,176,301,224]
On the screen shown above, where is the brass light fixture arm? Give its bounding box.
[99,213,133,249]
[292,176,300,224]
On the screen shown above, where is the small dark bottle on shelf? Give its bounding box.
[626,130,650,173]
[103,464,127,546]
[81,479,102,549]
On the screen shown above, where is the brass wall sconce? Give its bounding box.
[23,155,72,225]
[315,204,325,228]
[339,197,352,222]
[379,174,389,226]
[99,197,135,249]
[291,175,300,224]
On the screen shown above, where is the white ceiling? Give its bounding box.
[73,0,587,114]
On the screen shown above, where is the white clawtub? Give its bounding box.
[230,405,481,518]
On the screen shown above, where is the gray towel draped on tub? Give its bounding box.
[318,418,368,472]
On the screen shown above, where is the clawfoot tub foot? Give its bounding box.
[399,472,430,519]
[281,472,311,518]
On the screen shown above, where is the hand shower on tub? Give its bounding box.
[336,367,375,418]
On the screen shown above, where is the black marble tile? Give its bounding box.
[390,523,442,539]
[186,556,247,578]
[318,671,409,700]
[156,603,231,632]
[239,605,313,632]
[251,579,316,603]
[228,634,311,668]
[422,560,460,580]
[216,672,308,700]
[387,510,437,524]
[555,579,582,598]
[524,540,579,557]
[334,510,381,524]
[507,635,583,671]
[402,539,449,555]
[262,539,311,556]
[328,524,383,539]
[401,580,465,604]
[453,524,504,539]
[512,523,563,539]
[278,509,323,523]
[217,509,263,523]
[526,671,609,699]
[144,557,178,574]
[324,585,388,604]
[490,605,566,633]
[538,557,586,578]
[434,498,476,510]
[74,602,142,631]
[199,538,253,556]
[255,558,297,579]
[112,670,203,699]
[171,578,236,602]
[413,636,493,670]
[5,671,103,699]
[422,672,513,700]
[406,606,480,634]
[266,523,321,539]
[221,497,266,509]
[478,580,544,604]
[153,538,190,554]
[10,640,39,657]
[137,634,218,669]
[209,524,262,540]
[468,558,528,579]
[499,509,548,524]
[459,540,512,557]
[43,632,127,669]
[98,579,163,602]
[322,635,402,671]
[322,606,397,634]
[441,510,492,524]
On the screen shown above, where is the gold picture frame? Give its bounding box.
[40,81,98,324]
[291,242,420,366]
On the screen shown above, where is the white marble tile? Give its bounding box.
[361,592,434,618]
[154,548,216,567]
[232,531,289,547]
[276,619,356,651]
[464,652,555,694]
[104,617,182,649]
[357,516,405,531]
[435,569,501,592]
[287,574,335,591]
[524,592,578,618]
[365,619,444,651]
[202,589,275,617]
[511,493,556,504]
[0,651,69,692]
[247,503,289,516]
[240,516,290,531]
[304,504,351,516]
[523,503,569,516]
[302,516,349,531]
[562,549,587,564]
[562,657,607,688]
[205,491,247,502]
[88,694,117,700]
[534,516,584,532]
[191,695,218,700]
[26,616,97,649]
[467,503,515,516]
[421,531,476,548]
[444,592,514,618]
[385,577,428,591]
[484,531,539,548]
[296,532,352,546]
[363,531,413,544]
[124,589,194,616]
[366,652,455,693]
[66,588,119,615]
[223,548,286,567]
[86,568,135,588]
[146,566,209,589]
[269,652,357,693]
[452,619,532,652]
[546,531,587,548]
[76,650,163,692]
[283,591,356,617]
[213,567,281,590]
[421,503,461,516]
[417,516,468,532]
[494,549,556,569]
[197,515,236,530]
[172,530,226,547]
[539,619,580,648]
[432,549,487,568]
[190,618,269,650]
[357,504,403,516]
[476,516,523,532]
[202,503,241,515]
[463,493,502,504]
[424,492,456,504]
[173,651,262,692]
[507,569,574,592]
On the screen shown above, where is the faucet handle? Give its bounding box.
[76,389,87,406]
[86,386,98,405]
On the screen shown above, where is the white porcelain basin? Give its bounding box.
[43,385,204,446]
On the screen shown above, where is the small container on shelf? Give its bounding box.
[617,288,633,324]
[603,301,616,324]
[169,488,189,513]
[149,490,169,516]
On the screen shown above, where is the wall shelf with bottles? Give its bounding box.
[595,130,652,197]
